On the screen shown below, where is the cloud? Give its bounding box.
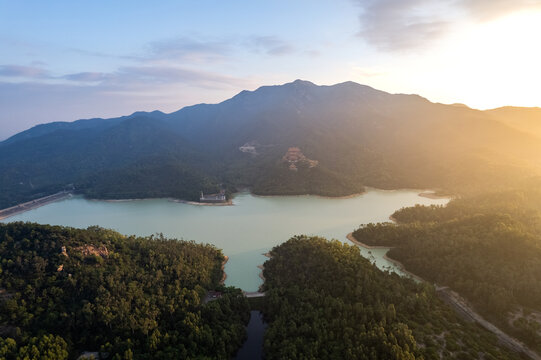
[65,37,231,64]
[146,37,231,63]
[0,64,50,78]
[64,47,139,63]
[61,65,249,90]
[115,66,250,89]
[146,35,296,61]
[66,35,297,65]
[63,72,111,82]
[353,0,541,51]
[247,36,295,56]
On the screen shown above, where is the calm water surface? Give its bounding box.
[235,311,267,360]
[2,189,448,291]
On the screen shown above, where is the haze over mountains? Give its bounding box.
[1,80,540,209]
[487,107,541,139]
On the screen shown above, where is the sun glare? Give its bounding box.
[451,10,541,109]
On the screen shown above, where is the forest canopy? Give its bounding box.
[260,236,519,359]
[0,222,249,359]
[352,188,541,353]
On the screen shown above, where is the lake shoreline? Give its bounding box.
[170,199,233,206]
[346,232,394,249]
[2,187,447,220]
[257,252,272,284]
[346,232,425,282]
[345,233,539,359]
[98,197,233,206]
[4,188,450,292]
[220,256,229,284]
[251,191,366,200]
[0,191,73,220]
[381,254,426,282]
[92,188,368,206]
[418,191,451,199]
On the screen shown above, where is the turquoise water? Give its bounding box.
[2,189,448,291]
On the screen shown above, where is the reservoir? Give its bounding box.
[1,189,448,291]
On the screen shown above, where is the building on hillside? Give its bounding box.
[200,190,227,203]
[282,146,319,170]
[239,142,258,155]
[282,147,305,162]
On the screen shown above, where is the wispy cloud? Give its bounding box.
[66,47,128,59]
[61,66,249,90]
[146,37,231,63]
[118,66,250,89]
[353,0,541,51]
[247,36,295,56]
[0,64,50,78]
[59,34,296,88]
[63,72,111,82]
[0,31,295,139]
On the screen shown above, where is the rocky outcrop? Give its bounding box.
[75,245,109,258]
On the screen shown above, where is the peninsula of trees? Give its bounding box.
[352,187,541,354]
[260,236,521,359]
[0,223,249,359]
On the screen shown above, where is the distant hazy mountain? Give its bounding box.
[486,106,541,139]
[1,80,540,208]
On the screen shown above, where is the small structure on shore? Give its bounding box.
[200,190,227,203]
[203,291,223,304]
[208,291,222,299]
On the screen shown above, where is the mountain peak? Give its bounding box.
[129,110,166,118]
[289,79,316,87]
[229,79,316,103]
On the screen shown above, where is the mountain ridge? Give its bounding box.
[1,80,540,209]
[5,79,538,147]
[0,80,425,146]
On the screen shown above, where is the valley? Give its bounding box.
[1,81,541,359]
[3,1,541,358]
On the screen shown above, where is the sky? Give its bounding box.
[1,0,541,140]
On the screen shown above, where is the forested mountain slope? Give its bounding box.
[2,80,540,208]
[352,187,541,354]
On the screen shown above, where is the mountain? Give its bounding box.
[486,106,541,139]
[1,80,541,208]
